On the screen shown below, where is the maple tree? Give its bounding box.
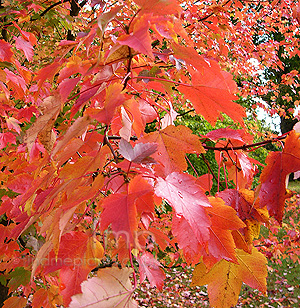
[0,0,300,307]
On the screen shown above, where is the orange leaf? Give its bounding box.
[24,95,61,154]
[52,115,91,158]
[0,40,13,62]
[3,297,27,308]
[178,64,246,125]
[135,0,182,16]
[205,197,245,263]
[141,125,205,175]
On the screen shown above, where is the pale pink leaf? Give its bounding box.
[137,252,165,290]
[119,139,158,164]
[15,36,34,61]
[69,267,137,308]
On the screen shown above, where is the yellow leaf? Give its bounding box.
[84,237,104,268]
[191,247,267,308]
[244,219,261,244]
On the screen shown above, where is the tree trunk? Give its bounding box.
[280,116,298,134]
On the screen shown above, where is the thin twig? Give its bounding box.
[201,153,225,189]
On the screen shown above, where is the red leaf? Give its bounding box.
[52,115,91,158]
[196,173,213,192]
[0,40,13,62]
[0,132,16,150]
[43,231,89,274]
[34,61,62,89]
[6,117,21,134]
[118,16,154,59]
[155,172,211,243]
[171,43,209,72]
[137,252,165,290]
[7,173,33,194]
[172,215,201,263]
[293,2,300,25]
[206,127,250,143]
[98,6,122,34]
[119,139,158,164]
[60,266,91,306]
[24,95,61,154]
[59,77,81,102]
[85,82,126,124]
[100,175,154,244]
[217,189,266,222]
[258,130,300,222]
[13,21,37,45]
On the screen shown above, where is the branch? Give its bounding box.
[31,0,68,21]
[103,130,119,164]
[203,134,287,151]
[107,135,138,141]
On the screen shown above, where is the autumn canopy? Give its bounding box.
[0,0,300,307]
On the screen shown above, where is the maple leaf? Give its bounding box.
[196,173,213,192]
[59,146,109,180]
[178,64,246,125]
[85,82,126,124]
[2,297,27,308]
[0,40,13,62]
[60,266,91,306]
[140,125,205,175]
[134,0,182,16]
[43,231,90,274]
[137,252,165,290]
[0,132,16,150]
[191,247,267,308]
[171,43,210,72]
[32,287,63,308]
[205,197,245,263]
[12,21,37,45]
[98,6,122,36]
[206,127,252,144]
[34,61,62,89]
[59,77,81,103]
[6,117,21,134]
[118,16,153,59]
[258,130,300,223]
[100,175,154,245]
[15,36,34,61]
[172,215,202,263]
[40,232,103,305]
[119,139,158,164]
[217,189,267,223]
[69,267,137,308]
[155,172,211,244]
[52,115,91,158]
[24,95,61,154]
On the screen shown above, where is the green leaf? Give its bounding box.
[8,267,31,291]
